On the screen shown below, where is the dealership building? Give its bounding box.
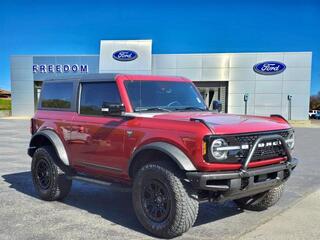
[10,40,312,119]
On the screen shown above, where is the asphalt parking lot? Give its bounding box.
[0,119,320,240]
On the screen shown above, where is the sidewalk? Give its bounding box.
[0,116,30,120]
[239,190,320,240]
[289,120,320,128]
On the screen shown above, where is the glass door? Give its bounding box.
[34,81,43,110]
[194,81,228,113]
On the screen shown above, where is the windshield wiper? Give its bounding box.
[174,106,207,111]
[136,107,172,112]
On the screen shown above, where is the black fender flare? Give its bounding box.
[28,129,70,166]
[128,142,197,177]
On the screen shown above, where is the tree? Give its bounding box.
[310,91,320,110]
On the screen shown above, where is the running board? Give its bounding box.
[70,175,113,186]
[69,175,131,192]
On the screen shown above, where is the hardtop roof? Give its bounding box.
[43,73,188,83]
[44,73,118,82]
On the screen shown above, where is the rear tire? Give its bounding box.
[234,184,285,211]
[132,161,199,238]
[31,146,72,201]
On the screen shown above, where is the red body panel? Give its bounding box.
[33,74,292,182]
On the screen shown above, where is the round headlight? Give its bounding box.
[210,138,228,160]
[286,131,295,150]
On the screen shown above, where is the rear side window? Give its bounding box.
[80,82,121,116]
[40,82,73,109]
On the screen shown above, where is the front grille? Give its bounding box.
[235,131,289,144]
[234,131,289,162]
[204,130,291,164]
[250,143,286,161]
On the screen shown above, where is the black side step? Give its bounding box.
[68,175,131,192]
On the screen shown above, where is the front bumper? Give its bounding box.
[186,157,298,201]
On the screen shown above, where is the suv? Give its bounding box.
[28,74,298,238]
[309,110,320,119]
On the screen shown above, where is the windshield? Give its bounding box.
[125,80,208,112]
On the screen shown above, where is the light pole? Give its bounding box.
[244,93,249,115]
[288,95,292,120]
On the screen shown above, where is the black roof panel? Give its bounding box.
[44,73,118,82]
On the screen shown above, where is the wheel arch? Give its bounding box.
[128,142,197,178]
[28,129,70,168]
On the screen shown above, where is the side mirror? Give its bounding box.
[101,102,125,116]
[212,100,222,112]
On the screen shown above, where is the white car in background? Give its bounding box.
[309,110,320,119]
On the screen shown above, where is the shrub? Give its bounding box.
[0,98,11,110]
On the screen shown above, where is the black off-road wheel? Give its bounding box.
[31,146,72,201]
[234,184,285,211]
[132,161,199,238]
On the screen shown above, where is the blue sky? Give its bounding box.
[1,0,319,94]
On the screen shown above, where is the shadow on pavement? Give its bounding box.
[2,171,242,235]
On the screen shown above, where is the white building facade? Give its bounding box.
[11,40,312,119]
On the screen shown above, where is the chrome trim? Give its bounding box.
[216,146,241,151]
[216,144,251,151]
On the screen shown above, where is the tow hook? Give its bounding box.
[239,169,250,190]
[239,169,249,178]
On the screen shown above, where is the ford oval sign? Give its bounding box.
[112,50,138,61]
[253,61,286,75]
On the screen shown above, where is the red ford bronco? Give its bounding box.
[28,73,298,238]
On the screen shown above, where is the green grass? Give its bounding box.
[0,98,11,110]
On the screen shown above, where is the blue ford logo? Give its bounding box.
[112,50,138,61]
[253,61,286,75]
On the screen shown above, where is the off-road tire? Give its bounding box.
[234,184,285,211]
[31,146,72,201]
[132,161,199,238]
